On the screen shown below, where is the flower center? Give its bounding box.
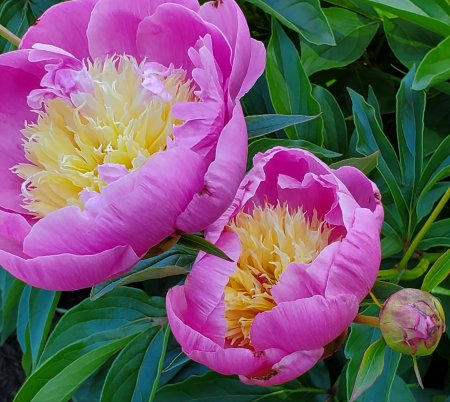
[13,55,193,217]
[224,203,333,347]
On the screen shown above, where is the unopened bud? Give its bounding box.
[379,288,445,356]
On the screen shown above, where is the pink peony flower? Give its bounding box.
[0,0,265,290]
[167,147,383,386]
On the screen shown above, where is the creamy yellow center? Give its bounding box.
[13,56,193,217]
[224,204,333,347]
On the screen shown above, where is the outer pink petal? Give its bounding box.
[322,208,381,300]
[251,294,359,353]
[239,147,333,211]
[20,0,97,60]
[23,147,207,258]
[176,104,247,232]
[0,50,43,214]
[240,348,323,386]
[167,286,288,377]
[199,0,266,101]
[0,246,139,291]
[333,165,384,231]
[182,230,240,345]
[136,4,231,77]
[87,0,199,59]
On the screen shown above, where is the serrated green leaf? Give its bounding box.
[100,326,170,402]
[301,7,379,76]
[421,250,450,292]
[266,19,323,142]
[245,114,320,138]
[413,36,450,90]
[178,234,232,262]
[248,138,340,169]
[330,151,379,175]
[350,338,386,402]
[16,287,60,375]
[244,0,335,45]
[90,245,195,301]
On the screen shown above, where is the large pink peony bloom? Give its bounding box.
[167,147,383,386]
[0,0,265,290]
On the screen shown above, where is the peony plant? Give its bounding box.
[167,147,383,385]
[0,0,265,290]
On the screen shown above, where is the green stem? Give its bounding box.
[378,258,430,281]
[0,24,20,47]
[398,186,450,270]
[353,314,380,328]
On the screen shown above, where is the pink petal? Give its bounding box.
[0,245,139,291]
[240,348,323,386]
[322,208,381,301]
[167,286,288,377]
[136,3,231,77]
[0,50,43,214]
[199,0,266,101]
[182,230,240,344]
[333,165,384,231]
[23,147,207,258]
[20,0,97,60]
[176,104,247,232]
[240,147,332,211]
[87,0,200,59]
[251,294,359,353]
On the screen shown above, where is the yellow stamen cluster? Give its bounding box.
[225,203,333,347]
[13,56,193,217]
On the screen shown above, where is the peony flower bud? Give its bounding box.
[379,288,445,356]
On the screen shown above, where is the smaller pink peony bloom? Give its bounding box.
[167,147,383,386]
[0,0,265,290]
[380,288,445,356]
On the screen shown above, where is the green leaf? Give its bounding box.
[245,114,320,138]
[419,218,450,250]
[90,245,195,301]
[312,85,347,153]
[16,287,60,375]
[178,234,232,262]
[367,281,403,304]
[396,67,425,204]
[384,18,443,68]
[301,8,379,76]
[15,288,166,401]
[350,338,386,402]
[0,269,25,343]
[41,287,165,362]
[155,371,325,402]
[244,0,335,45]
[358,0,450,37]
[421,250,450,292]
[330,151,379,175]
[266,19,323,142]
[381,235,403,258]
[100,326,170,402]
[14,333,135,402]
[413,36,450,90]
[248,138,341,169]
[349,89,408,228]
